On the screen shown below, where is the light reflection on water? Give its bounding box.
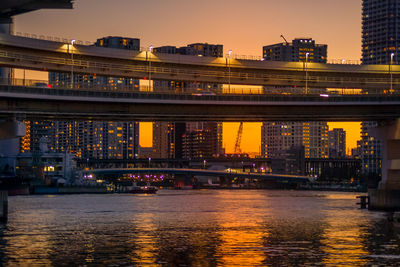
[1,190,400,266]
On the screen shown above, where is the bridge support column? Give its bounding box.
[368,119,400,211]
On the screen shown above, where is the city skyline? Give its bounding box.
[13,0,364,153]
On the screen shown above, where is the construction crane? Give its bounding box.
[234,122,244,154]
[280,34,289,44]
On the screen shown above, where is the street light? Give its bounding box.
[390,53,395,93]
[228,50,232,93]
[70,39,76,89]
[203,159,207,169]
[148,45,153,91]
[148,157,151,168]
[305,52,310,94]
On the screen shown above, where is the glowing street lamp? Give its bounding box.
[148,157,151,168]
[148,45,153,91]
[228,50,232,93]
[390,52,395,93]
[203,159,207,169]
[70,39,76,88]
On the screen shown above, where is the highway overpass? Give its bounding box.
[1,83,400,122]
[0,33,399,90]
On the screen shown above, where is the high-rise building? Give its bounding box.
[360,1,395,175]
[261,122,328,159]
[151,43,223,159]
[362,0,400,64]
[20,36,141,159]
[153,43,223,92]
[261,38,329,162]
[358,122,382,175]
[263,38,327,63]
[328,128,346,158]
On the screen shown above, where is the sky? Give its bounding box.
[13,0,363,153]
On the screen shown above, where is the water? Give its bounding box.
[1,190,400,266]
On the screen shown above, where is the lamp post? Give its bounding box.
[148,45,153,91]
[228,50,232,93]
[390,53,395,93]
[148,157,151,168]
[203,159,207,169]
[70,39,75,89]
[305,52,310,94]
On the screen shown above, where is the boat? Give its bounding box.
[129,186,158,194]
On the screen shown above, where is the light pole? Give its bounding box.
[305,52,310,94]
[228,50,232,93]
[148,157,151,168]
[390,53,395,93]
[148,45,153,91]
[203,159,207,169]
[70,39,75,89]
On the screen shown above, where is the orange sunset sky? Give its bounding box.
[13,0,364,154]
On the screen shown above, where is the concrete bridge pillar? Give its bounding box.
[368,119,400,210]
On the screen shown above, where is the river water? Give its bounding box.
[1,190,400,266]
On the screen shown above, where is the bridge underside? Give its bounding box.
[1,86,400,122]
[0,0,73,23]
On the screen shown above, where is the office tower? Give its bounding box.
[362,0,400,64]
[153,43,223,92]
[23,36,141,159]
[360,1,397,175]
[152,43,223,159]
[263,38,327,63]
[358,122,382,175]
[261,122,328,159]
[183,122,223,159]
[328,128,346,158]
[261,38,329,161]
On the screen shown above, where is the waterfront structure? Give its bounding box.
[328,128,346,158]
[263,38,327,63]
[261,122,329,160]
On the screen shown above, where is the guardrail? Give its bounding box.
[0,49,398,90]
[1,79,400,102]
[12,32,361,65]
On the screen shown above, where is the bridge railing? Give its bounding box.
[2,78,400,103]
[13,32,361,65]
[1,49,398,92]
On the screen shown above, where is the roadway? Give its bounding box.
[0,33,399,90]
[1,83,400,121]
[84,168,312,183]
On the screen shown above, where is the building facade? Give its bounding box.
[328,128,346,158]
[261,122,329,160]
[362,0,400,64]
[22,36,141,159]
[263,38,327,63]
[151,43,224,159]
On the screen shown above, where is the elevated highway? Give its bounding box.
[1,83,400,121]
[0,33,400,90]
